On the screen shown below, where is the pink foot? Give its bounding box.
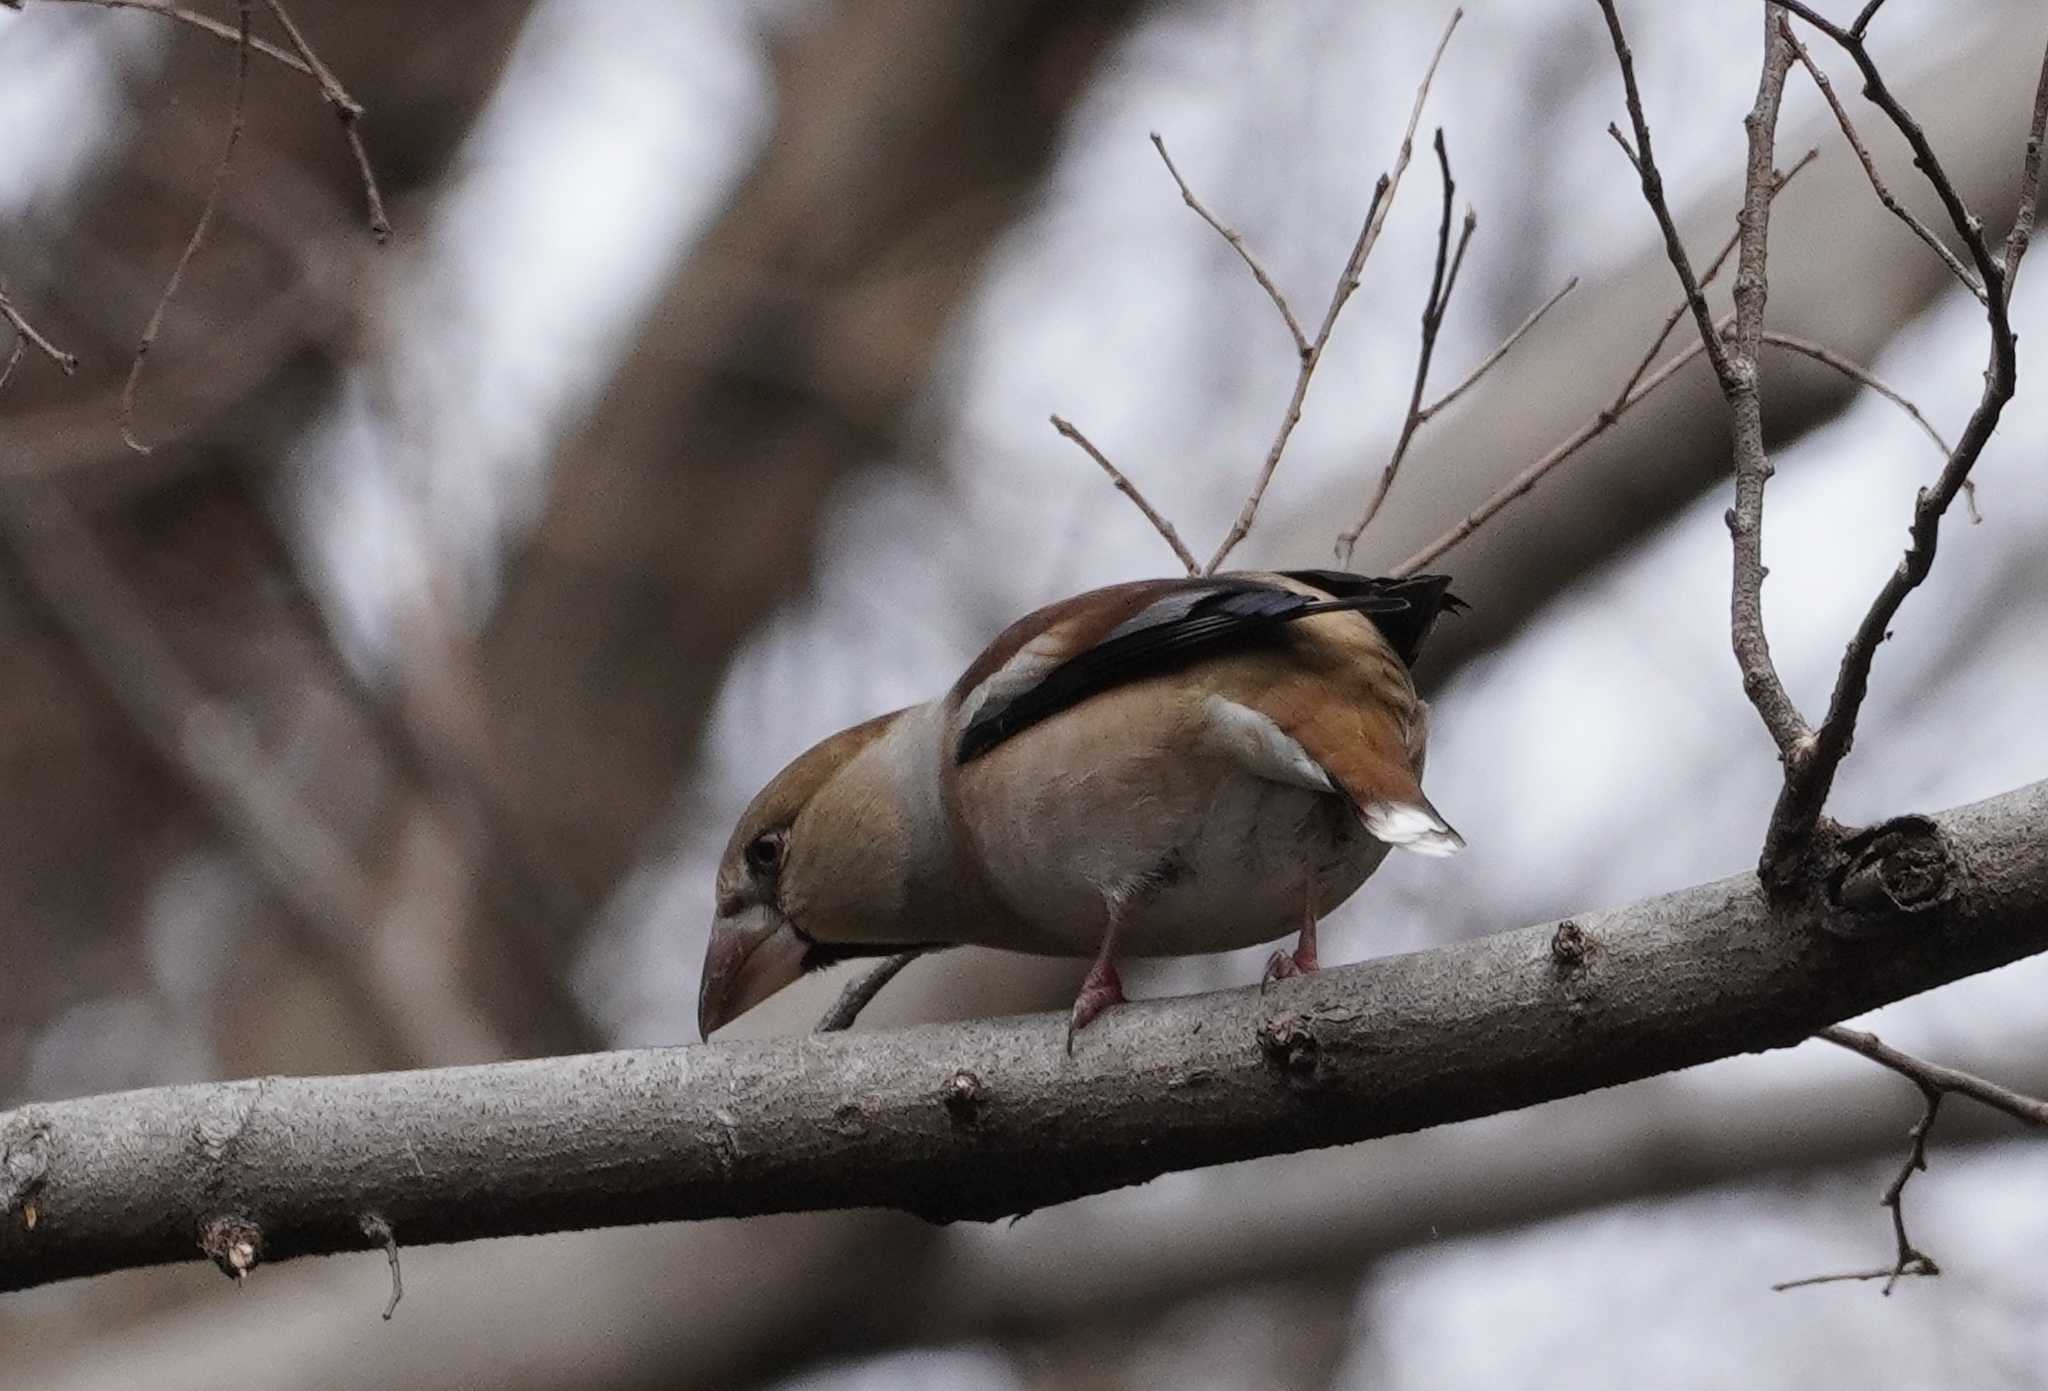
[1067,957,1126,1052]
[1262,911,1320,991]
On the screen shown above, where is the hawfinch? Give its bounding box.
[699,569,1464,1043]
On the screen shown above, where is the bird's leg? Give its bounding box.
[1067,896,1128,1051]
[1262,884,1320,990]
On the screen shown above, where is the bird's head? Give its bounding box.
[698,710,916,1039]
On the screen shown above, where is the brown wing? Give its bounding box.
[1212,603,1464,856]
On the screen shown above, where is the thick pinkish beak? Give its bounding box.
[698,904,809,1039]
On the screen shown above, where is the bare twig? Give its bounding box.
[1393,319,1725,577]
[46,0,312,75]
[255,0,389,240]
[1776,1,2006,299]
[0,338,23,396]
[1763,10,2047,874]
[1780,21,1984,303]
[0,286,81,376]
[1417,275,1578,425]
[1391,147,1816,580]
[360,1213,403,1320]
[49,0,389,241]
[1151,133,1307,356]
[1050,415,1200,576]
[1777,1026,2048,1293]
[120,1,253,454]
[1772,1085,1941,1294]
[1205,5,1462,574]
[2002,26,2048,286]
[1595,2,1740,397]
[1821,1025,2048,1128]
[1336,128,1474,560]
[1759,331,1953,459]
[1611,148,1818,409]
[1601,2,1815,802]
[814,951,927,1034]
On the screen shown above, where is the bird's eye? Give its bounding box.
[744,831,785,875]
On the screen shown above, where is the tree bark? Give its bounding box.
[5,778,2045,1293]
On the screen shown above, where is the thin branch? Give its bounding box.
[0,286,82,377]
[1764,13,2048,874]
[44,0,312,75]
[1392,146,1816,579]
[1204,5,1462,575]
[1613,148,1818,408]
[1779,20,1984,303]
[1759,330,1952,458]
[4,783,2047,1292]
[1417,274,1577,425]
[1777,1026,2048,1293]
[120,1,253,455]
[48,0,389,241]
[255,0,389,240]
[1602,1,1814,793]
[2004,28,2048,284]
[0,337,22,396]
[814,951,927,1034]
[1595,1,1739,395]
[1848,0,1890,40]
[1772,1086,1940,1293]
[1393,319,1724,577]
[1335,128,1472,560]
[1819,1026,2048,1128]
[1051,415,1201,576]
[1777,1,2006,300]
[1150,133,1307,356]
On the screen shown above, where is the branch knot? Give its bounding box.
[1825,815,1957,935]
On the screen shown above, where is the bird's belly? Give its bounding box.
[957,737,1383,957]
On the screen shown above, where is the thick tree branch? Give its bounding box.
[4,780,2047,1293]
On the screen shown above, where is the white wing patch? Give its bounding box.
[1200,696,1337,793]
[956,634,1067,733]
[1362,800,1465,856]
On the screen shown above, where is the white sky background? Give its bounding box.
[7,0,2047,1384]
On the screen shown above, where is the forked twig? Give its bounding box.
[1610,148,1818,409]
[1775,1025,2048,1293]
[254,0,389,240]
[50,0,389,240]
[1393,149,1819,579]
[1779,20,1984,303]
[1762,4,2048,873]
[0,287,80,381]
[1336,128,1475,560]
[1205,5,1463,574]
[1600,1,1815,824]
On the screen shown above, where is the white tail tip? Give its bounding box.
[1362,800,1466,857]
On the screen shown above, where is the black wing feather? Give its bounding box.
[955,572,1462,764]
